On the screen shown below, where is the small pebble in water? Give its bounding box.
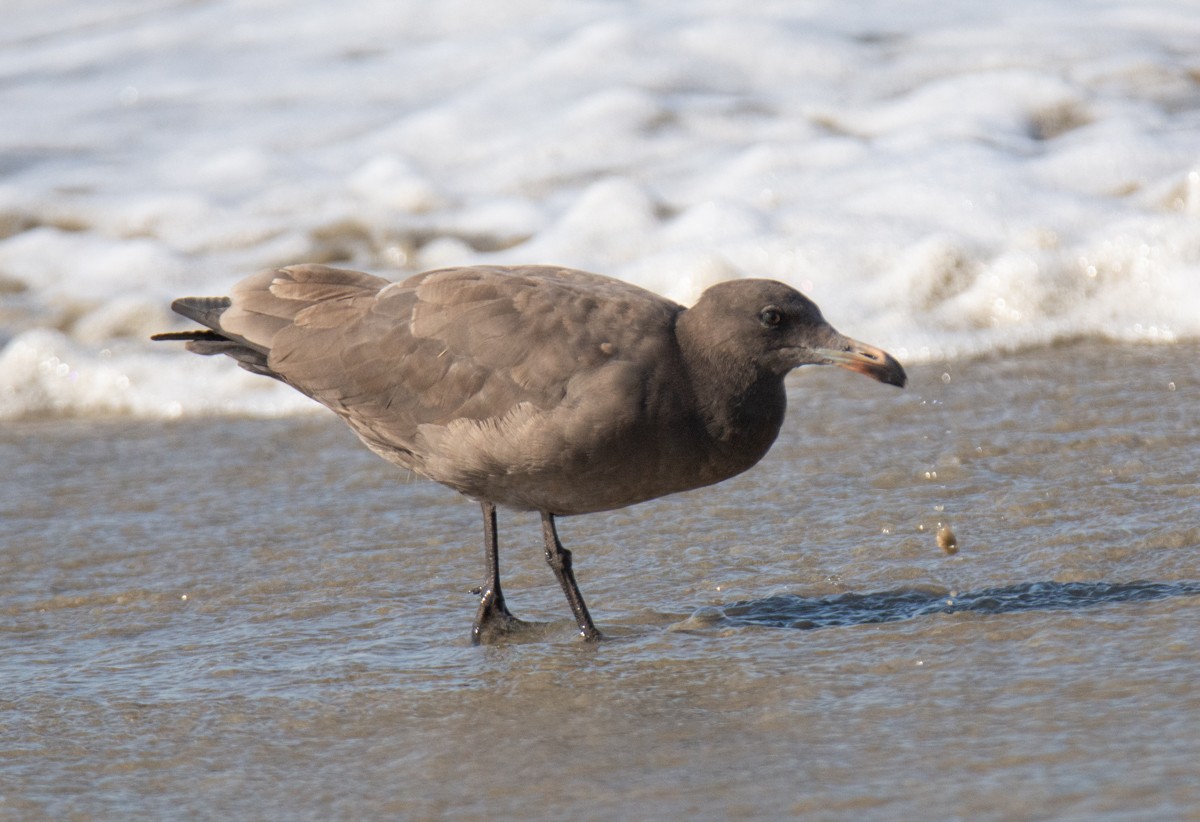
[937,523,958,554]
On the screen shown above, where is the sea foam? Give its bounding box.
[2,0,1198,419]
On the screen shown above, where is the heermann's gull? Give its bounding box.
[154,264,905,642]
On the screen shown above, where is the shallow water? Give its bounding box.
[2,341,1198,819]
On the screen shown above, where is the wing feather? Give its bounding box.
[173,264,684,490]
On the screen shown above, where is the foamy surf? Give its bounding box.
[2,0,1198,419]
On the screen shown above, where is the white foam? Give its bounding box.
[0,328,318,420]
[1,0,1198,419]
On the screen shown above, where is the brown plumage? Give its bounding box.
[155,264,905,642]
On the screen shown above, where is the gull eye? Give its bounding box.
[758,306,783,328]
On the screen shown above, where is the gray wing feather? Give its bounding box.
[159,264,390,377]
[161,264,683,482]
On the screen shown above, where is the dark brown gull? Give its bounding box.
[154,264,906,642]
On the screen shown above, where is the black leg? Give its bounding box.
[540,513,602,641]
[471,501,520,644]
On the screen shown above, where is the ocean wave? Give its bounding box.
[2,0,1198,419]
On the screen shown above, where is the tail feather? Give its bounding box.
[187,341,273,376]
[169,296,232,331]
[153,295,275,376]
[151,329,274,376]
[149,330,223,342]
[153,265,389,381]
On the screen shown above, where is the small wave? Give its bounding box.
[714,580,1200,630]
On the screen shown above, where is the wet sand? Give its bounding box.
[2,341,1198,819]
